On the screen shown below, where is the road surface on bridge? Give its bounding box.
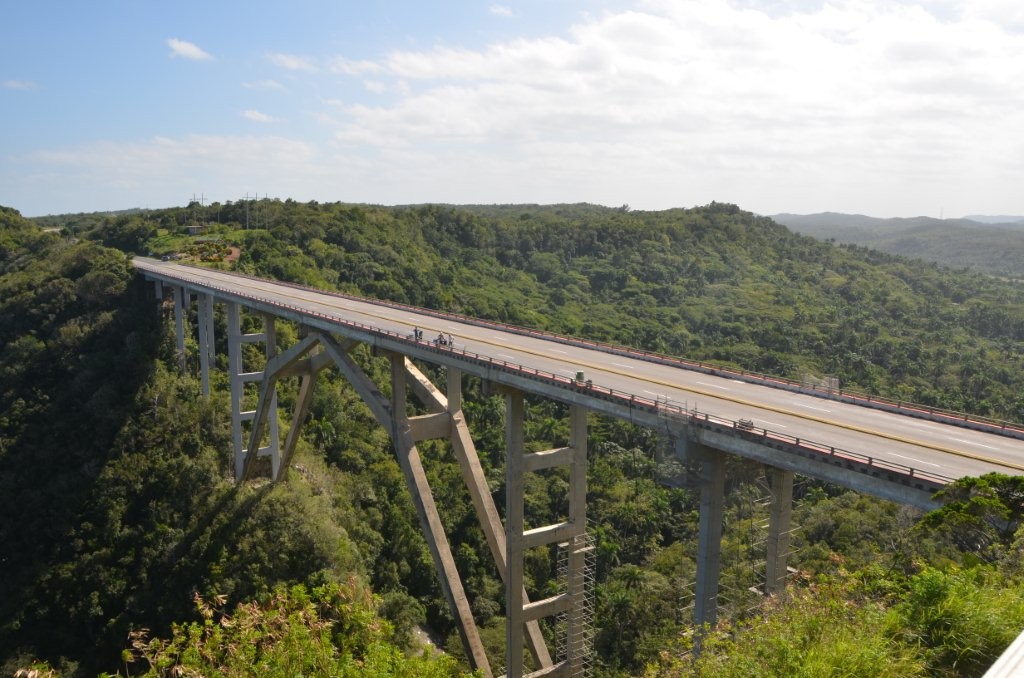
[136,258,1024,482]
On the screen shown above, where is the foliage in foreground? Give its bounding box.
[7,201,1024,675]
[645,564,1024,678]
[124,581,464,678]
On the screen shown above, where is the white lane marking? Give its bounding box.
[796,402,832,413]
[498,354,518,361]
[758,420,789,429]
[611,362,634,369]
[890,453,942,468]
[549,348,567,354]
[952,438,998,451]
[696,380,730,390]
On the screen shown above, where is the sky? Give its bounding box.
[2,0,1022,219]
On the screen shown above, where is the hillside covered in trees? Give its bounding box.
[773,212,1024,279]
[4,200,1024,676]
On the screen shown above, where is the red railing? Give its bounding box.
[140,263,956,490]
[176,262,1024,439]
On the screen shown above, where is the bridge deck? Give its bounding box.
[135,258,1024,491]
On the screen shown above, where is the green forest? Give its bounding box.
[3,199,1024,676]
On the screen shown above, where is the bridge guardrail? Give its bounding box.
[141,264,956,491]
[173,262,1024,441]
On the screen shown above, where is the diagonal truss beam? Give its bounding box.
[403,359,554,669]
[309,340,491,674]
[277,350,336,482]
[240,332,323,483]
[385,353,492,676]
[232,329,561,674]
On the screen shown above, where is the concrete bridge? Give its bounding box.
[135,258,1024,677]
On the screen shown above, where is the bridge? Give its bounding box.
[135,258,1024,677]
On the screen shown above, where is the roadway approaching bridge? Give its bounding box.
[135,258,1024,678]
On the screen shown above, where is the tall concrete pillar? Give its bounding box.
[173,286,188,372]
[765,467,794,596]
[694,445,725,628]
[226,302,244,479]
[504,395,590,677]
[262,315,281,479]
[505,389,527,678]
[565,404,590,675]
[197,292,214,397]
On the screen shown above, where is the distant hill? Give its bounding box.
[30,207,150,232]
[963,214,1024,225]
[771,212,1024,278]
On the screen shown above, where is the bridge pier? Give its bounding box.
[765,467,794,596]
[226,303,280,480]
[694,444,725,629]
[505,390,590,678]
[505,390,528,678]
[173,285,187,372]
[197,292,215,397]
[166,283,214,397]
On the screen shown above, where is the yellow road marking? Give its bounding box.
[154,263,1024,473]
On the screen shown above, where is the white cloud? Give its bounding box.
[243,109,278,123]
[319,0,1024,216]
[3,79,37,90]
[960,0,1024,31]
[10,135,319,214]
[329,57,383,76]
[9,1,1021,218]
[167,38,213,61]
[243,79,286,91]
[490,4,513,17]
[267,52,316,71]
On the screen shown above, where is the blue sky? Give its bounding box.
[2,0,1022,218]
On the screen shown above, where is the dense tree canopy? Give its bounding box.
[5,200,1024,676]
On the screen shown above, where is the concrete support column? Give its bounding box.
[765,467,794,596]
[262,315,281,479]
[694,445,725,628]
[565,404,589,676]
[226,302,244,479]
[173,286,188,372]
[197,293,214,397]
[505,389,526,678]
[447,366,462,412]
